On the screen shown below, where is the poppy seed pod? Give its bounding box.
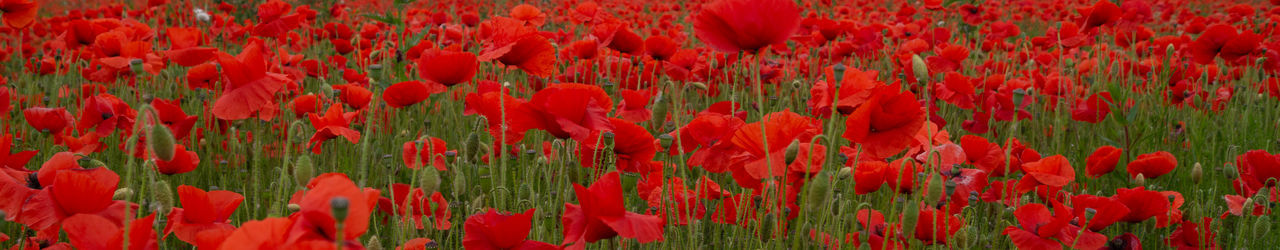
[331,197,350,222]
[784,139,801,165]
[419,167,441,195]
[129,58,145,74]
[832,63,847,84]
[293,155,315,187]
[657,134,674,149]
[911,54,929,81]
[148,125,177,161]
[1191,162,1203,184]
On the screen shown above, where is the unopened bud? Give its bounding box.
[419,167,441,195]
[113,188,134,200]
[1191,162,1203,184]
[1255,215,1272,238]
[294,155,316,187]
[1133,173,1146,187]
[837,167,852,180]
[152,180,174,216]
[784,139,801,165]
[452,171,467,197]
[287,203,301,213]
[925,173,944,204]
[366,236,384,250]
[911,54,929,81]
[804,172,833,213]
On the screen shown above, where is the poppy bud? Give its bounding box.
[290,121,308,144]
[1165,44,1175,58]
[1243,198,1255,214]
[331,197,351,221]
[419,167,441,195]
[911,54,929,81]
[463,132,480,157]
[470,194,485,212]
[925,172,944,205]
[1224,163,1239,179]
[1255,215,1272,238]
[784,139,801,165]
[1084,208,1098,221]
[804,171,833,213]
[81,158,107,169]
[759,212,777,239]
[452,171,467,197]
[294,155,316,187]
[287,203,301,213]
[366,236,383,250]
[369,64,383,71]
[1133,173,1146,187]
[651,101,669,126]
[113,188,133,200]
[320,84,335,98]
[837,167,851,180]
[227,126,241,151]
[148,125,177,161]
[689,82,709,91]
[152,180,174,216]
[945,179,958,196]
[901,202,921,236]
[1191,162,1203,184]
[125,133,140,154]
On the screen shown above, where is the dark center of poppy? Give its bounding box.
[26,172,41,189]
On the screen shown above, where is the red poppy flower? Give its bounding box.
[163,185,242,245]
[693,0,800,53]
[616,89,652,123]
[478,17,556,77]
[186,63,219,89]
[383,81,445,108]
[1235,150,1280,190]
[961,135,1012,176]
[809,67,881,117]
[677,115,747,173]
[1085,145,1123,178]
[418,49,478,87]
[645,36,679,61]
[1016,155,1075,192]
[307,104,360,154]
[509,4,547,27]
[1190,24,1261,64]
[578,118,657,173]
[19,163,131,231]
[1071,92,1114,123]
[843,85,924,160]
[75,94,137,135]
[1113,187,1170,223]
[463,208,559,250]
[463,89,539,145]
[154,144,199,175]
[163,27,217,67]
[23,107,75,134]
[727,110,822,185]
[1164,217,1217,250]
[1127,151,1177,179]
[295,173,381,246]
[212,40,289,121]
[1222,194,1270,217]
[402,137,450,171]
[251,0,303,38]
[1078,0,1121,30]
[0,134,37,171]
[0,0,37,28]
[289,94,323,118]
[562,171,663,248]
[853,160,889,195]
[332,84,372,110]
[150,99,197,140]
[913,205,965,245]
[377,183,451,230]
[216,217,294,249]
[1003,201,1107,250]
[63,213,157,250]
[1070,194,1131,231]
[528,83,615,141]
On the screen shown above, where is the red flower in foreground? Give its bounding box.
[1165,217,1218,250]
[578,118,657,173]
[842,85,925,159]
[1235,150,1280,191]
[1190,24,1261,64]
[562,171,663,249]
[154,144,200,175]
[1003,201,1107,250]
[0,134,37,171]
[419,48,478,87]
[163,185,243,245]
[307,104,361,154]
[402,137,451,171]
[464,208,559,250]
[528,83,615,142]
[693,0,800,52]
[1127,151,1177,179]
[64,213,157,250]
[1071,92,1114,123]
[1017,155,1075,192]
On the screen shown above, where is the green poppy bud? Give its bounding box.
[148,125,177,161]
[1191,162,1204,184]
[366,236,383,250]
[419,167,441,195]
[784,139,801,165]
[152,180,174,216]
[287,203,301,213]
[294,155,316,187]
[804,171,833,214]
[925,173,944,204]
[911,54,929,81]
[113,188,134,200]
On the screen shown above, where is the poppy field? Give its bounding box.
[3,0,1280,249]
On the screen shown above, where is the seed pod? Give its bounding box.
[657,134,674,149]
[1191,162,1203,184]
[113,188,134,200]
[832,63,847,84]
[294,155,316,187]
[784,139,801,165]
[911,54,929,81]
[129,59,145,74]
[152,180,174,216]
[419,167,441,195]
[331,197,351,221]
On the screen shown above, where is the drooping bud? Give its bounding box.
[651,97,669,125]
[758,212,777,239]
[689,82,709,91]
[784,139,801,165]
[293,155,316,187]
[1224,163,1239,179]
[152,180,174,216]
[148,119,177,160]
[1191,162,1203,184]
[925,172,944,204]
[113,188,134,200]
[911,54,929,81]
[419,167,441,195]
[331,197,351,221]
